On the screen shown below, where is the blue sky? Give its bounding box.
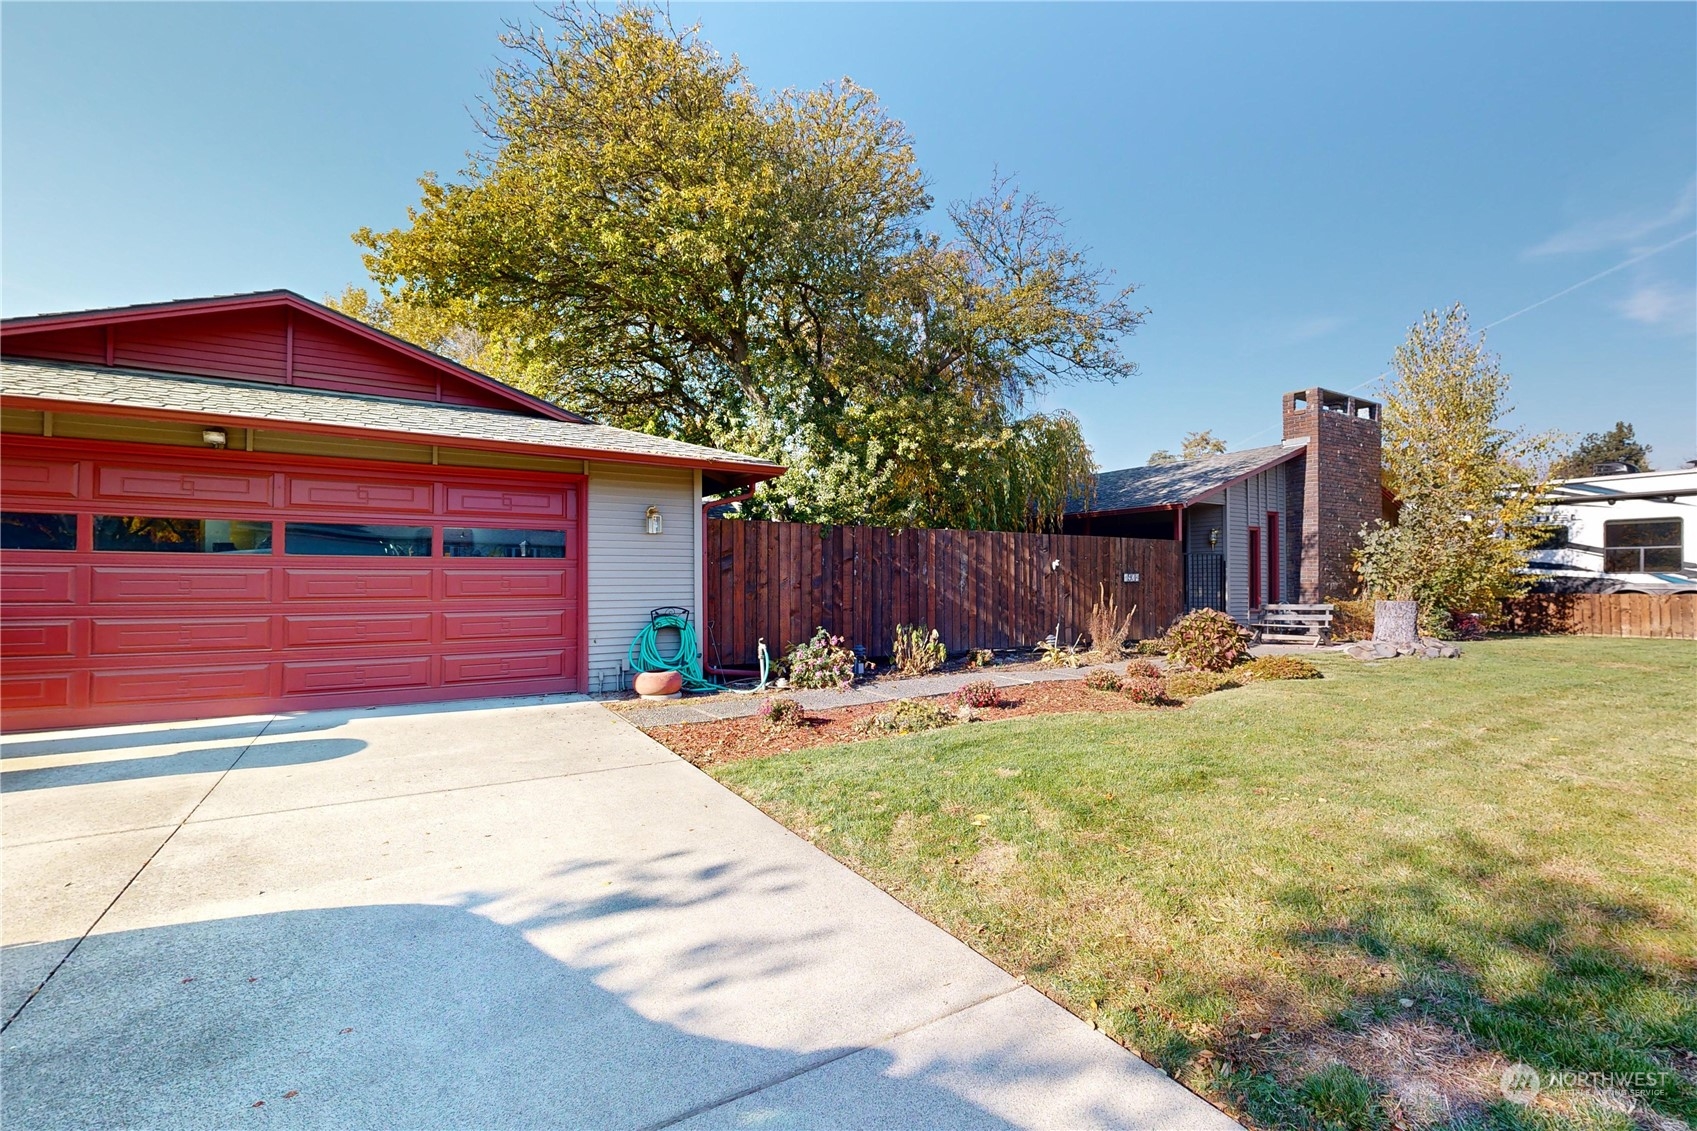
[4,2,1694,468]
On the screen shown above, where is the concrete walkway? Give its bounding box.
[1,696,1238,1130]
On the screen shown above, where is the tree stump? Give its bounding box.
[1373,600,1419,647]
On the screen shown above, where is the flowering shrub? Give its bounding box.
[892,624,948,676]
[758,697,804,729]
[853,698,955,735]
[783,628,856,690]
[1121,675,1168,705]
[1163,670,1240,699]
[954,680,1001,709]
[1165,609,1251,672]
[1123,659,1162,680]
[1450,611,1486,641]
[1084,668,1123,692]
[1242,655,1321,681]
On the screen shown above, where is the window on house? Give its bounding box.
[442,528,566,558]
[284,523,432,557]
[1603,519,1683,573]
[1,512,77,551]
[94,517,272,553]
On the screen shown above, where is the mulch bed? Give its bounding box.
[642,680,1168,767]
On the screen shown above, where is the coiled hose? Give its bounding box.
[627,611,768,694]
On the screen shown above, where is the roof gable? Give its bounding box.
[0,290,584,422]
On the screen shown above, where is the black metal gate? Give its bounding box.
[1185,552,1226,612]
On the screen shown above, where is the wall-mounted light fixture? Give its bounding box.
[201,427,228,449]
[1208,528,1220,549]
[644,506,663,535]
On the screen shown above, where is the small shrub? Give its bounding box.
[953,680,1001,708]
[1132,636,1169,656]
[891,624,948,676]
[1084,668,1123,692]
[1164,669,1240,699]
[1450,610,1486,641]
[1036,638,1084,668]
[1123,659,1162,680]
[1086,583,1136,658]
[1242,655,1321,681]
[1165,608,1251,672]
[1121,675,1168,705]
[966,648,996,669]
[1327,597,1374,642]
[854,698,955,735]
[758,697,804,729]
[784,628,856,690]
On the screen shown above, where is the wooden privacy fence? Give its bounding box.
[703,519,1183,667]
[1501,591,1697,638]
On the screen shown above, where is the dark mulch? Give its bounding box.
[642,680,1169,767]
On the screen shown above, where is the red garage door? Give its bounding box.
[0,438,585,731]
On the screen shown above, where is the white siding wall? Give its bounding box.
[1224,466,1287,622]
[586,461,699,692]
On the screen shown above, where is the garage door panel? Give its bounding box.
[1,457,79,499]
[445,485,567,519]
[284,569,432,601]
[1,565,78,604]
[1,671,75,710]
[286,476,434,513]
[91,618,272,655]
[0,620,75,657]
[95,466,272,505]
[92,567,269,603]
[443,569,567,599]
[282,657,432,695]
[284,613,433,648]
[91,665,270,705]
[1,447,585,730]
[442,649,566,685]
[441,610,565,641]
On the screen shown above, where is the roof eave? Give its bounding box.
[0,392,785,486]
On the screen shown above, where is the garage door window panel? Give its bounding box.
[443,527,566,558]
[1,512,77,551]
[284,522,432,557]
[94,517,273,553]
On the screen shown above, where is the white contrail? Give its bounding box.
[1484,229,1696,329]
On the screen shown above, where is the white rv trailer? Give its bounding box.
[1526,465,1697,593]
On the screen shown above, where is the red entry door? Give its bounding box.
[1248,527,1262,610]
[1,438,585,731]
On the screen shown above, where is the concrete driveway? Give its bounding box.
[1,697,1238,1130]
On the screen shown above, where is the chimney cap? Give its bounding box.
[1287,388,1380,420]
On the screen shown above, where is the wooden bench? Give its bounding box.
[1249,603,1334,646]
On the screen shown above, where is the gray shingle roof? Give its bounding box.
[0,357,782,477]
[1068,442,1303,514]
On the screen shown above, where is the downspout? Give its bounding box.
[701,487,761,678]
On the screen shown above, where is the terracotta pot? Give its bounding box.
[634,670,683,699]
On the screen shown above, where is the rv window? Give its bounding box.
[1602,519,1682,574]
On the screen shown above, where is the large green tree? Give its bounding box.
[1356,304,1557,629]
[1551,421,1653,479]
[343,4,1144,530]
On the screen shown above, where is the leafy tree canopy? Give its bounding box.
[337,4,1145,531]
[1356,304,1557,628]
[1147,429,1228,466]
[1551,421,1652,479]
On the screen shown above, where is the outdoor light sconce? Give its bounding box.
[201,427,228,449]
[1208,528,1220,549]
[644,506,663,535]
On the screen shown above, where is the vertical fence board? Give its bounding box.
[1500,592,1696,639]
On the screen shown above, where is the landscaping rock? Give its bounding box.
[1344,636,1461,662]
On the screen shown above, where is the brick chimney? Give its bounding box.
[1282,388,1382,602]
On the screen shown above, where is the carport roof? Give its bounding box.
[1067,442,1306,515]
[0,357,784,486]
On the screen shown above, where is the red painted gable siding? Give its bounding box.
[3,307,517,411]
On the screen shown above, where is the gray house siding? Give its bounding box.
[1223,466,1286,622]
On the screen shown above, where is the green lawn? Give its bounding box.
[710,638,1697,1130]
